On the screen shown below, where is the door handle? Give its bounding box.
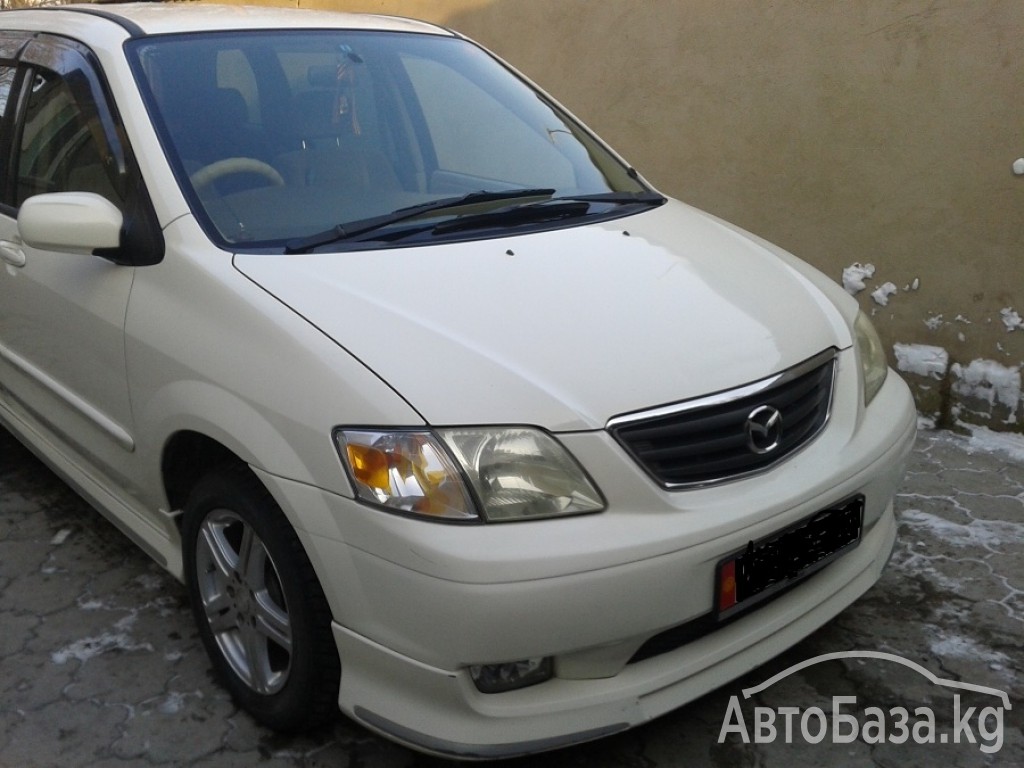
[1014,158,1024,176]
[0,239,25,267]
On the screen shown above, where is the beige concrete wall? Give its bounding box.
[221,0,1024,431]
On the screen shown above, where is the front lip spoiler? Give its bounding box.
[353,706,629,760]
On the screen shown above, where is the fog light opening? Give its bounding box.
[469,657,554,693]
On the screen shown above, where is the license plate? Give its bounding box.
[715,496,864,621]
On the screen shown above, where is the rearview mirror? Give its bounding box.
[19,192,123,254]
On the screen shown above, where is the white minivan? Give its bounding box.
[0,3,917,758]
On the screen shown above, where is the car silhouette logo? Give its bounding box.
[741,650,1011,708]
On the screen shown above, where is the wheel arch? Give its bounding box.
[145,378,353,516]
[162,429,244,516]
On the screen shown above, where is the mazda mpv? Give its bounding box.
[0,4,917,758]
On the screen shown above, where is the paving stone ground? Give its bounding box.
[1,425,1021,767]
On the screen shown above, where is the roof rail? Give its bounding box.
[30,4,146,39]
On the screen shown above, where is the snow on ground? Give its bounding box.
[899,507,1024,554]
[893,425,1024,639]
[50,611,155,665]
[929,634,1012,666]
[959,422,1024,462]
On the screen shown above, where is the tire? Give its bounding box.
[182,466,340,731]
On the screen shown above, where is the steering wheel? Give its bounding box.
[190,157,285,191]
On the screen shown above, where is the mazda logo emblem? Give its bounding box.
[746,405,783,454]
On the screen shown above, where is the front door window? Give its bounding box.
[16,67,123,205]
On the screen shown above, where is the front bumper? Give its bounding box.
[256,366,917,758]
[333,501,897,758]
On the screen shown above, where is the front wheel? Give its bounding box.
[182,467,339,731]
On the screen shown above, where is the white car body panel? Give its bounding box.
[124,217,422,501]
[235,199,853,430]
[0,4,918,759]
[0,230,137,468]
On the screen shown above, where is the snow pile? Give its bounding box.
[961,423,1024,462]
[893,343,949,380]
[951,359,1022,421]
[871,281,898,306]
[1001,307,1022,332]
[842,262,875,294]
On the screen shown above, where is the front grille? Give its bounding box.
[608,349,837,488]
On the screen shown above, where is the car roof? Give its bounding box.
[3,2,452,38]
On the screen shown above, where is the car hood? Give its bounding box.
[233,199,853,431]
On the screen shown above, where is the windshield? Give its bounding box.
[127,30,652,251]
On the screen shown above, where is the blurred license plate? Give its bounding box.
[715,496,864,621]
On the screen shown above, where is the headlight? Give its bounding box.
[854,311,888,406]
[438,427,604,521]
[336,430,476,519]
[334,427,604,522]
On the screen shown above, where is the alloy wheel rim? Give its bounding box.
[195,509,293,694]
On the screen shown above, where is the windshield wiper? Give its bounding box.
[551,191,666,205]
[284,188,555,253]
[427,191,665,235]
[430,200,592,234]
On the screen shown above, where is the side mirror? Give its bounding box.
[18,192,123,254]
